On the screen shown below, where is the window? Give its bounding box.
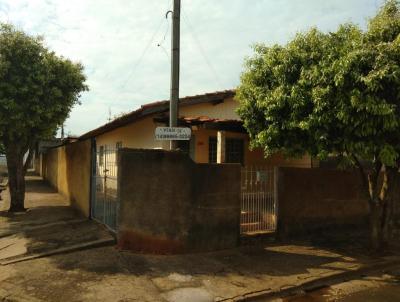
[177,136,196,160]
[226,138,244,164]
[115,142,122,162]
[177,140,190,155]
[99,145,104,166]
[209,137,217,163]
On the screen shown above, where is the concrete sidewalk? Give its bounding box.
[0,174,69,211]
[0,175,399,302]
[0,175,114,265]
[0,237,399,302]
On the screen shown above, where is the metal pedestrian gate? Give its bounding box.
[240,166,277,234]
[91,145,119,232]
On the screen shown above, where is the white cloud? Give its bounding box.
[0,0,385,135]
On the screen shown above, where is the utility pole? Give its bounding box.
[169,0,181,150]
[61,124,65,139]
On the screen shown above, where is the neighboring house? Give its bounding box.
[80,90,316,168]
[33,137,77,175]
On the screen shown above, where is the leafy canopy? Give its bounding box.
[237,0,400,168]
[0,24,88,150]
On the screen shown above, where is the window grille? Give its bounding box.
[226,138,244,164]
[209,137,217,163]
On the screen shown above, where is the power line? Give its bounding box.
[158,13,171,48]
[157,9,172,61]
[181,8,225,88]
[118,1,172,109]
[158,43,170,61]
[120,16,166,89]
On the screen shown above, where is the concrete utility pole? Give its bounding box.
[169,0,181,150]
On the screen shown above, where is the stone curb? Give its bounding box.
[218,257,400,302]
[0,237,115,266]
[0,218,87,239]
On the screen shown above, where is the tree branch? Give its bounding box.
[371,161,383,201]
[352,154,372,202]
[23,145,34,175]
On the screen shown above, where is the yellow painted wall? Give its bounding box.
[42,139,91,217]
[96,117,165,150]
[180,97,240,120]
[94,97,312,168]
[95,98,239,150]
[192,128,312,168]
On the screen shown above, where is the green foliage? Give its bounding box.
[237,0,400,168]
[0,24,88,151]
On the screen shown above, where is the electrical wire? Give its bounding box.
[157,10,171,61]
[119,17,165,89]
[120,0,172,91]
[181,8,225,88]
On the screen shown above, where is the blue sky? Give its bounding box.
[0,0,385,135]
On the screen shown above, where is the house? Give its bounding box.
[37,89,320,239]
[79,89,317,168]
[36,90,373,253]
[33,137,78,175]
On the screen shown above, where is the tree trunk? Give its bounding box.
[355,158,399,252]
[6,145,26,212]
[369,201,383,252]
[367,167,399,253]
[383,167,400,243]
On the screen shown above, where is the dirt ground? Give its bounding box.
[0,176,399,302]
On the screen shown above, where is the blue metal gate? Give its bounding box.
[91,144,118,232]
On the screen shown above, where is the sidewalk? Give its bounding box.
[1,235,399,302]
[0,176,399,302]
[0,175,114,265]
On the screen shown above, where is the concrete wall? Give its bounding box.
[276,167,369,238]
[42,139,91,217]
[117,148,241,254]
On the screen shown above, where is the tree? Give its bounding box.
[237,0,400,251]
[0,24,88,212]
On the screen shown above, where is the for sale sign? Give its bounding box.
[155,127,191,141]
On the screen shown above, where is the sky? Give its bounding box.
[0,0,386,136]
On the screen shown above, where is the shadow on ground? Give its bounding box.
[0,175,114,263]
[1,174,398,302]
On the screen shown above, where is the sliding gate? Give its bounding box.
[91,145,118,232]
[240,166,277,234]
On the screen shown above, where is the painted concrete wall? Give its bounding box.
[42,139,91,217]
[94,97,313,168]
[117,148,241,254]
[97,121,313,167]
[276,167,369,238]
[95,98,239,151]
[95,117,166,150]
[192,128,312,167]
[179,97,240,119]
